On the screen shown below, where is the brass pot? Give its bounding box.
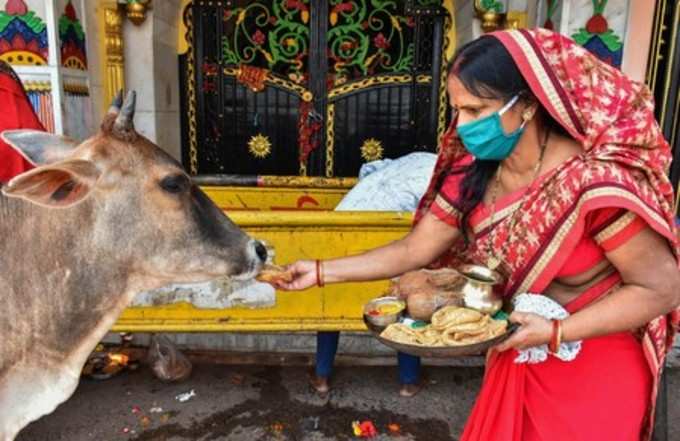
[457,264,503,315]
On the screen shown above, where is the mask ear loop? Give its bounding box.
[498,95,530,131]
[498,95,520,116]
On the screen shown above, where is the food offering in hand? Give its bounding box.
[256,264,294,284]
[379,306,507,347]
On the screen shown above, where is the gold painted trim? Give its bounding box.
[23,80,52,92]
[645,0,668,89]
[443,0,457,61]
[328,74,431,100]
[178,0,192,55]
[100,1,125,110]
[659,1,680,130]
[325,103,335,177]
[223,67,312,101]
[63,83,90,95]
[671,91,680,164]
[229,210,412,228]
[257,176,357,189]
[438,4,455,146]
[186,4,199,175]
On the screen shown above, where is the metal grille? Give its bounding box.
[181,0,447,177]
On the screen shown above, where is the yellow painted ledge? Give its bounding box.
[115,193,413,332]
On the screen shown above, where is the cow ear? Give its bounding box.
[1,130,78,166]
[2,159,100,208]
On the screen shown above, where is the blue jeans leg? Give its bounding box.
[397,352,421,385]
[315,331,340,378]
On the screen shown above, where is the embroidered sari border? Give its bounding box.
[512,185,672,295]
[492,30,584,141]
[593,211,638,244]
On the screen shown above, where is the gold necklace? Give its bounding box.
[485,130,550,271]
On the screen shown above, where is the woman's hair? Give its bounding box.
[447,36,569,243]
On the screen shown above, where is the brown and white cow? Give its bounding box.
[0,91,267,440]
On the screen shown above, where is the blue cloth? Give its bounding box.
[315,332,421,384]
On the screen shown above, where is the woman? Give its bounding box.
[274,29,680,440]
[0,60,44,183]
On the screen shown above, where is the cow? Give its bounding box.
[0,91,268,440]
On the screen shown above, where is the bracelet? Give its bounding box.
[316,260,325,287]
[548,319,562,354]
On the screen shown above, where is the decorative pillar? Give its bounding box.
[100,1,124,107]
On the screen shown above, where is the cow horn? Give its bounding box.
[114,90,136,131]
[107,90,123,115]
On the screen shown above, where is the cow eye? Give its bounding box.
[159,174,190,194]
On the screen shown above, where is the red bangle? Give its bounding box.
[548,319,562,354]
[316,260,325,287]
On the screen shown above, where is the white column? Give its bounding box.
[45,0,64,134]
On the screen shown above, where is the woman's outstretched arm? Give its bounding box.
[275,211,460,291]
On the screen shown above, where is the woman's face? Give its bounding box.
[447,75,527,133]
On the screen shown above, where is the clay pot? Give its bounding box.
[406,288,462,321]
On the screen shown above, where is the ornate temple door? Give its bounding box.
[646,0,680,217]
[180,0,452,177]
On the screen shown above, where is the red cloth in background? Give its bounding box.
[0,70,45,183]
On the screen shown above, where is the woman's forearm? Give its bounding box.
[562,284,679,342]
[317,212,460,285]
[322,237,428,284]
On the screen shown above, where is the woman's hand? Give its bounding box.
[494,311,553,352]
[272,260,318,291]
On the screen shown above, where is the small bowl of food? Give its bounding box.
[363,296,406,327]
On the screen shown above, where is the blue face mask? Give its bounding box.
[457,95,526,161]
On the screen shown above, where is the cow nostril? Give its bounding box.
[254,241,268,262]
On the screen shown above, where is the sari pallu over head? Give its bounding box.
[415,28,679,439]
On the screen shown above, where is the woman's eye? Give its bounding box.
[159,175,189,194]
[459,109,480,119]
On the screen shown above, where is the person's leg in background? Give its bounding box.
[398,352,422,397]
[311,331,340,394]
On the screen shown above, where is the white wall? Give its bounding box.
[123,0,182,160]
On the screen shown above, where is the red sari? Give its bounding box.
[415,29,679,441]
[0,61,44,183]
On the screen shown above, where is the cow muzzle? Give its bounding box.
[231,239,268,281]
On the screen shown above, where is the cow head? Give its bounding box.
[1,91,266,287]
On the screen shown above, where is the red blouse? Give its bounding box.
[429,163,647,278]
